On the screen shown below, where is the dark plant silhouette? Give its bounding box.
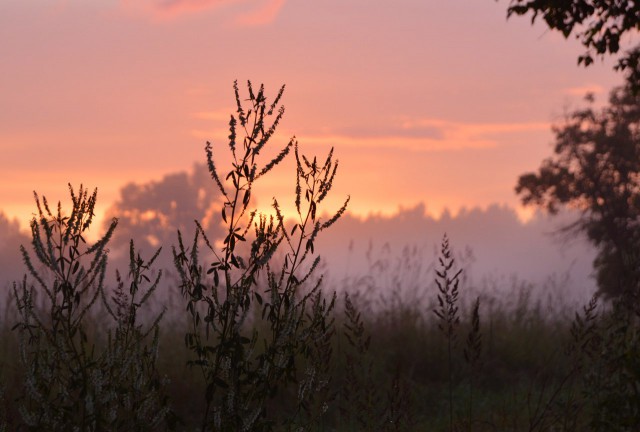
[503,0,640,89]
[172,80,348,431]
[12,185,171,431]
[434,234,462,432]
[340,292,378,429]
[573,295,640,431]
[464,296,482,431]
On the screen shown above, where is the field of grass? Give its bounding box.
[1,253,637,432]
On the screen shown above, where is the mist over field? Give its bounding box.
[0,166,596,307]
[0,213,29,289]
[317,204,595,302]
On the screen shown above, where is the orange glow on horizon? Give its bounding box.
[0,1,623,245]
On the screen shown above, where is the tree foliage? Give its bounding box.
[516,84,640,298]
[105,164,225,254]
[504,0,640,89]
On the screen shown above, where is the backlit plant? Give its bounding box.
[172,81,348,431]
[12,185,171,431]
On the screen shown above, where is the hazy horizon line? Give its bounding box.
[0,198,557,238]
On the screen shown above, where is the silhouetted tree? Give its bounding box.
[104,164,225,273]
[503,0,640,89]
[516,84,640,299]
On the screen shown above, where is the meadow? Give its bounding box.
[1,243,635,432]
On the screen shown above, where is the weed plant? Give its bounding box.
[9,185,172,431]
[172,81,348,431]
[433,234,462,432]
[568,292,640,431]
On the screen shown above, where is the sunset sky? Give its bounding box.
[0,0,625,235]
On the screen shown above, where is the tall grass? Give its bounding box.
[1,242,638,430]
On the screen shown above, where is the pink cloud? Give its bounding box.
[235,0,286,26]
[156,0,232,14]
[291,118,550,153]
[190,116,550,153]
[191,109,234,121]
[119,0,285,24]
[299,133,497,152]
[399,118,549,136]
[119,0,239,20]
[562,84,605,97]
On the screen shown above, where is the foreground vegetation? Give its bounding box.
[2,247,638,431]
[1,82,639,431]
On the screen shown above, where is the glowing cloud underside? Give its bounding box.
[235,0,286,26]
[120,0,286,25]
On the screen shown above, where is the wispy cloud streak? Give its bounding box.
[562,84,605,96]
[296,118,550,152]
[120,0,285,24]
[235,0,285,26]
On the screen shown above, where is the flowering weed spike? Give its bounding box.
[321,196,350,231]
[269,85,285,115]
[257,138,293,179]
[228,115,237,154]
[234,80,247,127]
[205,141,228,198]
[434,234,463,432]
